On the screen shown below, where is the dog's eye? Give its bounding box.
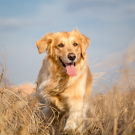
[73,43,78,46]
[58,44,64,47]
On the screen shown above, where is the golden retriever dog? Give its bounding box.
[36,29,92,133]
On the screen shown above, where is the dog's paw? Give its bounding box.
[64,120,77,130]
[63,130,80,135]
[63,129,75,135]
[63,124,80,135]
[64,119,84,134]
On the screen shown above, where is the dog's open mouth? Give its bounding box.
[59,58,77,77]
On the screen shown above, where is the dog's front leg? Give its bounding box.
[64,98,85,134]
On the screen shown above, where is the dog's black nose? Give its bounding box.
[68,53,76,61]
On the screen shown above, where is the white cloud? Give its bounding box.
[0,0,135,31]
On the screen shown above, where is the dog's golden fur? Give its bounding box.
[36,29,92,133]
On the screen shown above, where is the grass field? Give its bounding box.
[0,45,135,135]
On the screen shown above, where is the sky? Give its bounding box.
[0,0,135,86]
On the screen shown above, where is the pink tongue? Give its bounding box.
[65,64,77,77]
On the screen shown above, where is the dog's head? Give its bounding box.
[36,29,90,77]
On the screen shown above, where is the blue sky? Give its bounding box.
[0,0,135,85]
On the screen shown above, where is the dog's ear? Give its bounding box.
[36,33,52,54]
[74,29,90,58]
[81,33,90,58]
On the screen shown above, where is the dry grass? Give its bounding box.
[0,49,57,135]
[85,79,135,135]
[0,44,135,135]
